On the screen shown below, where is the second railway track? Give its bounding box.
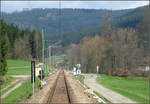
[47,69,72,104]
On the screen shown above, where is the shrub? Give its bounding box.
[109,69,131,77]
[0,76,8,84]
[131,69,148,77]
[108,70,118,76]
[117,69,131,77]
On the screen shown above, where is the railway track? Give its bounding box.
[47,69,72,104]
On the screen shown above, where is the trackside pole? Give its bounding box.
[32,74,34,96]
[41,28,45,87]
[49,46,51,74]
[31,61,35,96]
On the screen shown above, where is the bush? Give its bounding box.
[108,70,117,76]
[109,69,131,77]
[131,69,148,77]
[0,76,8,84]
[117,69,131,77]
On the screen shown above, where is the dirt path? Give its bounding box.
[1,82,23,100]
[8,75,30,79]
[2,75,29,92]
[84,74,136,103]
[1,79,19,92]
[8,66,30,69]
[1,75,30,100]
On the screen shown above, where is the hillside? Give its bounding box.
[1,8,143,34]
[2,6,147,46]
[48,6,147,46]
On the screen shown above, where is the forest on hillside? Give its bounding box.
[46,6,146,46]
[2,6,146,47]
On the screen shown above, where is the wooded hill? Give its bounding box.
[2,6,147,46]
[50,6,146,46]
[2,8,134,34]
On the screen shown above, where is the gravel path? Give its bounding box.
[84,74,136,103]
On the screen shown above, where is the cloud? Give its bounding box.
[1,1,149,13]
[1,1,59,13]
[124,1,149,9]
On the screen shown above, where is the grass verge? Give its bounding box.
[7,60,30,75]
[1,77,16,89]
[76,74,84,85]
[1,81,18,95]
[2,77,40,103]
[93,90,110,103]
[97,75,149,103]
[76,74,108,102]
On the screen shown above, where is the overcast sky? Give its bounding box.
[1,1,149,13]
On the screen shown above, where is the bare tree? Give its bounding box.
[66,44,81,70]
[14,35,31,60]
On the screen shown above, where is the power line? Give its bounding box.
[59,0,62,38]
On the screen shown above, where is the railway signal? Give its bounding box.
[73,67,77,75]
[76,64,81,75]
[41,27,45,87]
[31,61,35,83]
[31,61,35,96]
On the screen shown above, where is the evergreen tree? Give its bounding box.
[0,19,8,76]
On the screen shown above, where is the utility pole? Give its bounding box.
[149,0,150,8]
[51,46,52,66]
[51,46,53,66]
[53,47,55,67]
[49,45,51,72]
[53,47,55,66]
[41,28,45,87]
[54,46,56,67]
[49,46,51,64]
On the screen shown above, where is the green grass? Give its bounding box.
[7,59,52,76]
[97,75,149,103]
[2,77,40,103]
[54,55,66,59]
[76,75,84,85]
[45,55,67,62]
[76,74,90,89]
[7,60,30,75]
[1,77,16,89]
[51,55,67,60]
